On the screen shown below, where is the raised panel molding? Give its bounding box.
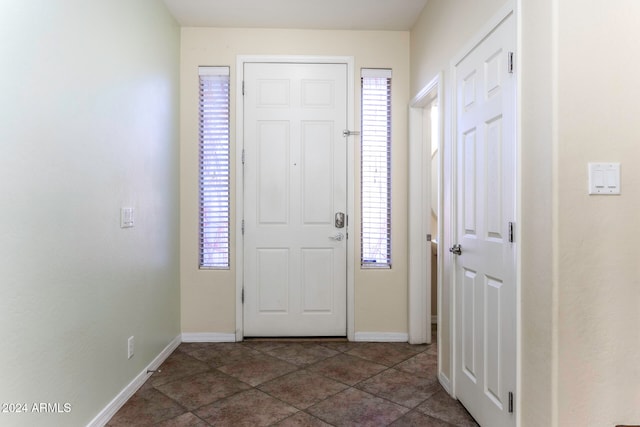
[257,79,290,107]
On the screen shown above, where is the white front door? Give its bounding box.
[243,62,348,336]
[453,11,516,427]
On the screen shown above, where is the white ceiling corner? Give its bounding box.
[163,0,429,31]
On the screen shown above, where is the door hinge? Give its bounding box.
[241,219,245,235]
[508,391,514,413]
[508,222,515,243]
[241,288,244,304]
[426,234,432,242]
[242,80,245,96]
[242,148,245,165]
[508,52,514,74]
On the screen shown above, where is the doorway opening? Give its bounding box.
[408,74,443,350]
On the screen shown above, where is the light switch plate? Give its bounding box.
[121,207,135,228]
[588,162,620,195]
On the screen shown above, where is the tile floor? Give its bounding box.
[107,337,478,426]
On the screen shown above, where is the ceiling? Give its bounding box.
[163,0,429,31]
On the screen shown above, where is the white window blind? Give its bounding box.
[199,66,230,269]
[361,68,392,268]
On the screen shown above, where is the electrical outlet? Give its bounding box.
[127,336,135,359]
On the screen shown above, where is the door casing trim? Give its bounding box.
[409,73,446,381]
[235,55,355,341]
[408,74,442,347]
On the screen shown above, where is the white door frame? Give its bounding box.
[235,55,356,341]
[449,0,519,410]
[408,73,443,346]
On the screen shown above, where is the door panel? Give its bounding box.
[485,276,504,406]
[301,121,334,224]
[454,11,516,427]
[257,249,289,312]
[301,249,334,312]
[244,62,347,337]
[257,122,290,224]
[462,268,478,382]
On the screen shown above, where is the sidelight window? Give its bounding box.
[360,68,392,268]
[198,66,230,269]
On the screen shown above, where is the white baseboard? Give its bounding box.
[181,332,236,343]
[353,332,409,342]
[439,371,453,396]
[87,334,181,427]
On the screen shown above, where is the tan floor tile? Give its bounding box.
[108,341,478,427]
[259,369,348,409]
[395,351,439,380]
[272,411,333,427]
[416,389,479,426]
[346,342,423,367]
[106,388,185,426]
[307,388,409,426]
[264,343,339,366]
[194,389,297,426]
[318,341,356,353]
[358,368,440,408]
[156,370,250,410]
[390,410,455,426]
[307,354,387,386]
[185,343,260,367]
[150,352,210,387]
[217,353,298,386]
[154,412,209,427]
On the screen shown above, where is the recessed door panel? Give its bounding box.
[463,70,477,110]
[485,49,503,99]
[257,249,289,313]
[463,130,477,236]
[301,80,334,108]
[463,269,478,382]
[258,121,290,224]
[302,121,333,225]
[301,248,334,313]
[486,116,503,240]
[257,79,290,107]
[485,276,504,407]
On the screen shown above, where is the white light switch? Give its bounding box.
[588,163,620,195]
[121,207,135,228]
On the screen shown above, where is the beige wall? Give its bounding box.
[0,1,181,426]
[414,0,640,425]
[556,0,640,424]
[410,0,507,96]
[180,28,411,335]
[519,0,557,425]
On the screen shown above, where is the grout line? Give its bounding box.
[113,340,452,426]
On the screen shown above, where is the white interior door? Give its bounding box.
[243,62,348,336]
[453,11,516,427]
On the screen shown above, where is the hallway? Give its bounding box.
[107,336,477,426]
